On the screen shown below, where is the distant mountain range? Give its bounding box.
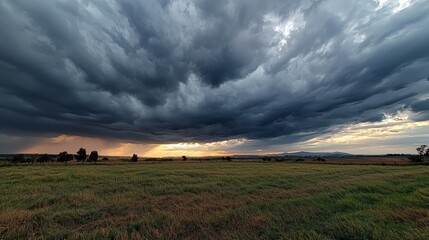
[272,151,354,157]
[233,151,354,158]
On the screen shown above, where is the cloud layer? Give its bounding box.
[1,0,429,153]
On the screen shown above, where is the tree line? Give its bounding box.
[10,147,139,164]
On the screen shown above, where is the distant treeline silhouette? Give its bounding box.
[8,147,139,164]
[5,145,429,165]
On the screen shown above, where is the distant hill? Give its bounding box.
[273,151,354,157]
[233,151,353,158]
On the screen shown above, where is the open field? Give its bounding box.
[1,162,428,239]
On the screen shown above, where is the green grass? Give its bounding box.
[0,162,428,239]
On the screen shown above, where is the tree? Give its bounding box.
[225,156,232,161]
[27,156,35,164]
[102,157,109,161]
[37,154,50,164]
[58,151,73,163]
[416,145,427,157]
[414,145,429,163]
[131,154,138,162]
[12,154,25,163]
[88,151,98,163]
[182,156,187,161]
[75,148,87,162]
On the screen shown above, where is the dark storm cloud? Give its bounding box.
[1,0,429,149]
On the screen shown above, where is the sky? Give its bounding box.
[1,0,429,157]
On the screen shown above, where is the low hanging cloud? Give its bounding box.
[1,0,429,153]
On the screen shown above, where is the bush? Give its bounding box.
[275,158,287,162]
[315,157,326,162]
[408,155,422,162]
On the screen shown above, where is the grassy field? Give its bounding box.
[0,162,428,239]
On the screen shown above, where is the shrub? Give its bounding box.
[408,155,422,162]
[275,158,287,162]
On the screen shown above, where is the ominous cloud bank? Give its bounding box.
[1,0,429,153]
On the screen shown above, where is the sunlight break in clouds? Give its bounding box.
[22,136,248,157]
[145,139,248,157]
[375,0,414,13]
[305,110,429,146]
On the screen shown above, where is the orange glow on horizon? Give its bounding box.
[19,110,429,157]
[21,135,251,157]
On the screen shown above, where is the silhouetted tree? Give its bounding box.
[262,157,274,161]
[75,148,87,162]
[182,156,187,161]
[58,151,73,163]
[225,156,232,161]
[27,156,35,164]
[131,154,138,162]
[416,145,427,156]
[102,157,109,161]
[88,151,98,163]
[37,154,50,164]
[413,145,429,162]
[12,154,25,163]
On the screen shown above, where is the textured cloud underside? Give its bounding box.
[0,0,429,153]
